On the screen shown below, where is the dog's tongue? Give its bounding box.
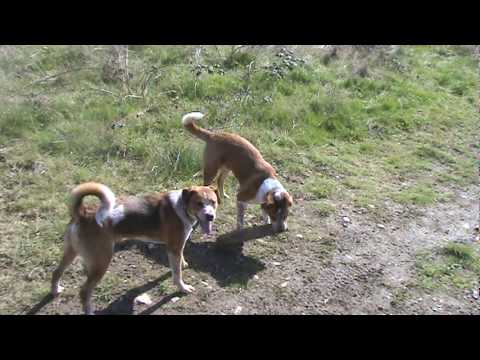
[200,221,212,235]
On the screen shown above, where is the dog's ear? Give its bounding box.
[285,192,293,207]
[208,185,221,205]
[182,188,194,205]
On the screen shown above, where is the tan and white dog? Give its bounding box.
[182,112,293,232]
[51,182,219,315]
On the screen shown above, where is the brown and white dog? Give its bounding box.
[51,182,219,315]
[182,112,293,232]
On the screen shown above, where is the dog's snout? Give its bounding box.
[273,221,288,233]
[206,214,214,221]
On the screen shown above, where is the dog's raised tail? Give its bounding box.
[182,112,212,141]
[70,182,116,227]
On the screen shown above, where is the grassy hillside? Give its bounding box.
[0,45,478,313]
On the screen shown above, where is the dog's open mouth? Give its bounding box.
[199,220,213,235]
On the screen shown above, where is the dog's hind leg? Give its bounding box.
[79,253,112,315]
[217,168,231,200]
[203,162,219,187]
[236,201,247,230]
[51,242,77,297]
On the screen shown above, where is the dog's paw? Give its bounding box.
[182,259,189,269]
[179,284,196,293]
[51,285,64,297]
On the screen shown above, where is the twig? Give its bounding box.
[24,66,96,88]
[230,45,247,57]
[87,86,117,98]
[123,94,143,100]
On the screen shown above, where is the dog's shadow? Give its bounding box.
[115,237,265,289]
[25,293,56,315]
[27,237,264,315]
[96,237,265,314]
[97,272,182,315]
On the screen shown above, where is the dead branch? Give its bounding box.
[87,86,117,97]
[24,66,96,88]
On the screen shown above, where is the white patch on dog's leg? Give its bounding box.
[52,284,64,296]
[263,211,271,225]
[217,171,230,200]
[237,201,247,229]
[181,254,189,269]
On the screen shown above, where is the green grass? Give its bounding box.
[312,200,336,217]
[416,242,480,291]
[0,45,478,314]
[391,184,441,205]
[305,177,337,199]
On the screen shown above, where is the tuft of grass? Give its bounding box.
[391,184,440,205]
[312,200,336,217]
[416,242,480,291]
[442,243,475,261]
[414,145,456,165]
[305,177,337,200]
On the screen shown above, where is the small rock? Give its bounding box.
[463,223,471,230]
[253,275,259,280]
[342,216,351,223]
[272,261,281,266]
[472,289,479,300]
[234,306,242,315]
[367,204,375,209]
[171,297,180,303]
[134,293,152,305]
[377,224,385,229]
[296,234,304,239]
[280,282,288,288]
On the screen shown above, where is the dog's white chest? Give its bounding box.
[168,190,194,239]
[254,178,286,203]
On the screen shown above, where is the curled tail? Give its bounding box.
[182,112,213,142]
[70,182,116,227]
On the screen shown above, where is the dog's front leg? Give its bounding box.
[262,209,271,225]
[237,201,247,229]
[168,251,195,293]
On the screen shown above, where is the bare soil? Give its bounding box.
[29,185,479,315]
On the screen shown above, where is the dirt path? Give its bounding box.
[153,186,478,315]
[34,185,479,315]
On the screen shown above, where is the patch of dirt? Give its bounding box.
[29,184,479,315]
